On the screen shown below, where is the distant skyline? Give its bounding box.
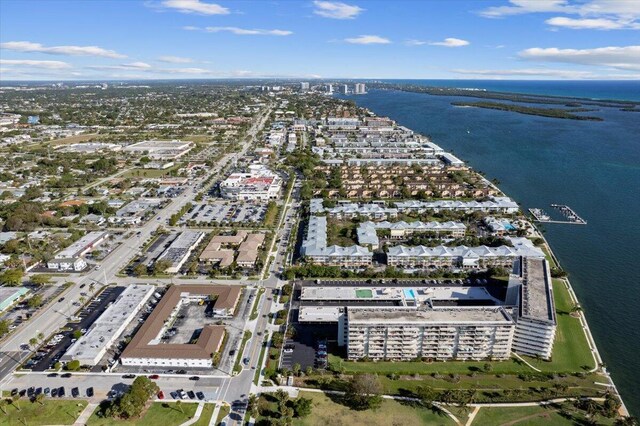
[0,0,639,81]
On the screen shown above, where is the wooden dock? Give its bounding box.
[529,205,587,225]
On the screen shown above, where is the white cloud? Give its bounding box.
[519,45,640,70]
[159,67,215,74]
[0,41,125,58]
[478,0,640,30]
[0,59,71,69]
[344,35,391,44]
[313,1,363,19]
[88,62,152,71]
[160,0,229,15]
[157,55,194,63]
[405,39,427,46]
[428,38,470,47]
[452,68,596,78]
[186,26,292,36]
[545,16,640,30]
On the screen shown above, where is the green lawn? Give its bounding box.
[191,403,214,426]
[214,404,230,426]
[121,165,181,179]
[254,336,269,385]
[471,404,616,426]
[0,399,88,426]
[258,391,454,426]
[250,287,265,320]
[86,402,199,426]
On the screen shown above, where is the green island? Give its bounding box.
[451,101,603,121]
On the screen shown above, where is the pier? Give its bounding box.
[529,205,587,225]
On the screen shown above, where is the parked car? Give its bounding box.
[157,391,165,400]
[44,388,50,396]
[51,388,58,397]
[196,391,205,400]
[71,387,79,397]
[86,387,94,397]
[189,376,200,381]
[149,374,159,380]
[187,391,196,399]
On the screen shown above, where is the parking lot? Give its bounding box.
[24,286,125,371]
[280,315,335,371]
[180,201,266,225]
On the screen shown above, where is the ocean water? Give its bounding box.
[339,87,640,415]
[377,79,640,102]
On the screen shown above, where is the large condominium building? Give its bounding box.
[123,140,194,160]
[387,238,544,270]
[508,257,557,359]
[357,220,466,249]
[300,216,372,267]
[220,164,283,202]
[394,197,520,214]
[346,307,514,361]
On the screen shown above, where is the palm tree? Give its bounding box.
[248,394,259,418]
[274,389,289,405]
[615,416,638,426]
[37,332,44,342]
[175,400,183,414]
[11,395,21,411]
[570,303,583,316]
[29,337,38,349]
[0,400,8,414]
[583,398,600,418]
[35,393,45,406]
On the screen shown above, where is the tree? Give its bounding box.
[152,259,172,275]
[292,363,301,376]
[0,268,24,286]
[0,319,10,338]
[30,274,52,286]
[35,393,45,405]
[344,374,383,410]
[414,385,436,408]
[482,362,492,373]
[27,294,43,309]
[37,332,44,342]
[29,337,38,348]
[66,360,81,371]
[274,389,289,406]
[248,394,259,418]
[0,399,7,414]
[291,396,312,418]
[615,417,638,426]
[133,263,148,277]
[73,329,83,339]
[11,394,21,411]
[175,399,184,413]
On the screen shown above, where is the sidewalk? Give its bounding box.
[179,401,204,426]
[74,402,98,426]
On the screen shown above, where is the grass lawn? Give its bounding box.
[86,402,198,426]
[233,330,253,373]
[214,404,230,426]
[250,287,265,320]
[471,404,616,426]
[191,403,214,426]
[254,336,269,385]
[257,391,454,426]
[121,165,181,179]
[326,219,358,246]
[0,399,88,426]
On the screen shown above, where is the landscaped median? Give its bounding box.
[233,330,253,374]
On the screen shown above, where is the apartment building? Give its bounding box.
[387,239,544,270]
[301,216,372,267]
[508,257,557,359]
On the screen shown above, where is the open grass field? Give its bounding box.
[120,164,182,179]
[49,133,98,146]
[0,399,88,426]
[86,401,199,426]
[471,404,617,426]
[257,391,454,426]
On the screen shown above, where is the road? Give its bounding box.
[0,104,273,387]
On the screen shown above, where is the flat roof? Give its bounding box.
[121,285,241,360]
[347,306,513,325]
[519,257,556,323]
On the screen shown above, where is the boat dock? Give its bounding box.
[529,205,587,225]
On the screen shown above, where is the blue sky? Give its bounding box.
[0,0,638,80]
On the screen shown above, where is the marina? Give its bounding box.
[529,205,587,225]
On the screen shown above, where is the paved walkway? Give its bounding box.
[209,402,222,426]
[74,402,98,426]
[179,401,204,426]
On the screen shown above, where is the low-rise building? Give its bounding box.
[0,287,29,312]
[61,285,155,366]
[301,216,372,267]
[120,285,241,368]
[156,231,204,273]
